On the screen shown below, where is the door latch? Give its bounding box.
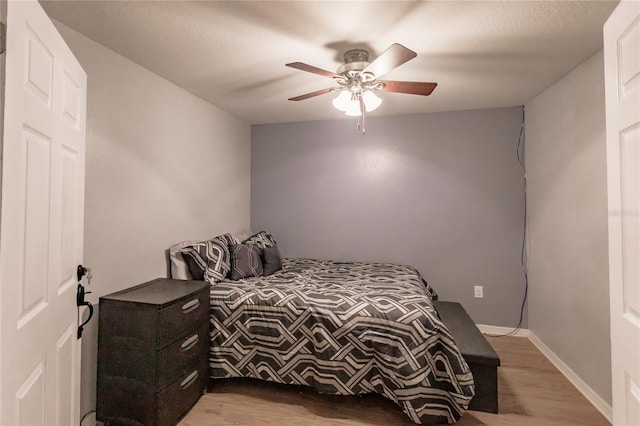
[76,264,94,339]
[77,264,91,282]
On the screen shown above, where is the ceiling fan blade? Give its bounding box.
[363,43,417,79]
[379,80,437,96]
[288,87,335,101]
[286,62,340,79]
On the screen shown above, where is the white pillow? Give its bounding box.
[169,240,200,279]
[234,227,253,242]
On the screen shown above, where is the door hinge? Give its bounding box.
[0,21,5,55]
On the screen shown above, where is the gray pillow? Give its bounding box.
[229,243,264,280]
[262,246,282,276]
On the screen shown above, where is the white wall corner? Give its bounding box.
[528,332,613,423]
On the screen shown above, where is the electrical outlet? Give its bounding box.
[474,285,484,298]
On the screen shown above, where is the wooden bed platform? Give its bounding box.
[432,301,501,414]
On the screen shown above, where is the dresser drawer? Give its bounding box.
[96,363,207,426]
[157,363,208,426]
[99,279,210,348]
[157,287,209,347]
[158,322,208,389]
[100,322,208,390]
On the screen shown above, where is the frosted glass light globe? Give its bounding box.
[345,99,362,117]
[362,90,382,112]
[332,90,351,112]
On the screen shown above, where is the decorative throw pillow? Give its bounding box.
[229,243,264,280]
[180,239,230,284]
[261,246,282,276]
[181,245,206,281]
[212,233,240,246]
[242,231,278,248]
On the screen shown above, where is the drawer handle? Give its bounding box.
[180,370,199,389]
[181,298,200,314]
[181,334,200,352]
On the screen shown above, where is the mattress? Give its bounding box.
[209,258,475,424]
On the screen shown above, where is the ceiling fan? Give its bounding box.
[286,43,437,132]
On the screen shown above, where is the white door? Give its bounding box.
[604,1,640,425]
[0,0,86,424]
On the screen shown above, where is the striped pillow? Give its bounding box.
[229,243,263,280]
[242,231,277,248]
[181,238,230,284]
[213,232,240,246]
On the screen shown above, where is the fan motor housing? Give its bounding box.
[337,48,371,75]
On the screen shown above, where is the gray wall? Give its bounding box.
[525,50,611,404]
[252,107,526,327]
[54,23,252,421]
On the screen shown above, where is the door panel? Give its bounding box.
[619,124,640,323]
[62,69,81,127]
[22,127,52,320]
[605,2,640,425]
[617,18,639,98]
[0,1,87,424]
[55,324,76,425]
[24,27,53,108]
[16,361,45,426]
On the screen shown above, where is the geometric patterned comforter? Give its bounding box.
[209,258,475,424]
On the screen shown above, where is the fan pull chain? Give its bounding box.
[358,94,366,135]
[356,110,366,134]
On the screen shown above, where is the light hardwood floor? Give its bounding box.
[179,336,610,426]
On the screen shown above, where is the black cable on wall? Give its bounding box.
[487,107,528,338]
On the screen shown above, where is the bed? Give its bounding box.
[206,257,475,424]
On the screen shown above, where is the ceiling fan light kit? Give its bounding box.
[286,43,437,134]
[332,90,382,116]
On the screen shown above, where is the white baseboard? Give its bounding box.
[527,332,613,423]
[475,323,530,338]
[473,324,612,422]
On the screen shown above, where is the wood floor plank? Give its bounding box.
[179,336,610,425]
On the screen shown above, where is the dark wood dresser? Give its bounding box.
[97,278,210,426]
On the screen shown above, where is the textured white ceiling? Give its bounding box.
[41,0,618,125]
